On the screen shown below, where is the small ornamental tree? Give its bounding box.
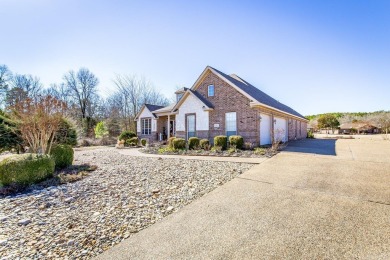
[317,114,340,133]
[11,95,66,154]
[94,121,109,138]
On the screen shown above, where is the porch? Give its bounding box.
[156,114,176,141]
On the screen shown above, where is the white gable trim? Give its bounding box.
[134,105,157,121]
[171,90,213,112]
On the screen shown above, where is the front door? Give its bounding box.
[170,120,175,137]
[186,115,195,139]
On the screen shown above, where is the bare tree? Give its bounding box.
[11,95,67,154]
[63,68,99,119]
[5,74,42,107]
[110,74,169,130]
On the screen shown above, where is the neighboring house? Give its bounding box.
[339,122,380,134]
[135,66,308,145]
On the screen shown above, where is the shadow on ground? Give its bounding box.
[282,139,336,156]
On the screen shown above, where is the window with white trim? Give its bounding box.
[141,118,151,135]
[225,112,237,137]
[208,85,214,97]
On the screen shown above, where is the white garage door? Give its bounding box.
[260,113,271,145]
[274,117,287,142]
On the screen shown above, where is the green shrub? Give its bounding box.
[54,118,77,146]
[167,137,176,148]
[307,130,314,139]
[254,147,267,155]
[0,154,55,186]
[172,138,186,150]
[188,137,200,150]
[94,121,109,138]
[214,135,227,150]
[141,138,147,146]
[118,131,136,142]
[229,135,244,149]
[126,137,139,146]
[199,139,210,149]
[0,114,24,153]
[50,144,74,169]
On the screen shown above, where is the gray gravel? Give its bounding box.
[0,148,253,259]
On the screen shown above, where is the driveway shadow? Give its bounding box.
[282,139,337,156]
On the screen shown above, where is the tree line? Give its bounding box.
[0,64,170,139]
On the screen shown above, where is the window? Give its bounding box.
[141,118,151,135]
[208,85,215,97]
[225,112,237,137]
[187,114,196,139]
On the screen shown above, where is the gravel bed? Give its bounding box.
[0,148,253,259]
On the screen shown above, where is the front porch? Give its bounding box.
[156,114,176,141]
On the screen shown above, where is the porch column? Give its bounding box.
[167,114,171,138]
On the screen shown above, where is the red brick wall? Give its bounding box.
[194,71,259,144]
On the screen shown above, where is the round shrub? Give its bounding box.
[214,135,227,150]
[118,131,136,142]
[168,137,176,148]
[141,138,147,146]
[199,139,210,149]
[0,154,55,186]
[229,135,244,149]
[172,138,186,150]
[188,137,200,150]
[126,137,139,146]
[50,144,74,169]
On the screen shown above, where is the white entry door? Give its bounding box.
[260,113,271,145]
[274,117,287,142]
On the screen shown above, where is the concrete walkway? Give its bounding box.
[117,148,267,164]
[96,138,390,259]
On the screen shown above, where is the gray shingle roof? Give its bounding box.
[189,90,214,108]
[145,104,165,112]
[210,67,306,120]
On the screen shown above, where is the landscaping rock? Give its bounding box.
[0,147,252,259]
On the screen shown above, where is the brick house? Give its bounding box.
[135,66,308,145]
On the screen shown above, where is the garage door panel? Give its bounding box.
[274,117,287,142]
[260,114,271,145]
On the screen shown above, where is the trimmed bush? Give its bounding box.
[0,154,55,186]
[141,138,147,146]
[229,135,244,149]
[214,135,227,150]
[188,137,200,150]
[118,131,136,142]
[126,137,139,146]
[199,139,210,149]
[168,137,176,148]
[172,138,186,150]
[50,144,74,169]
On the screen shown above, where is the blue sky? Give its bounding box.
[1,0,389,115]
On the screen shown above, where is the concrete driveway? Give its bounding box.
[96,139,390,259]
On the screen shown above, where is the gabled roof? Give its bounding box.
[192,66,307,121]
[134,103,165,120]
[171,89,214,112]
[145,104,165,112]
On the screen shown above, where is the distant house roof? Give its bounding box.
[208,66,306,120]
[340,122,378,130]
